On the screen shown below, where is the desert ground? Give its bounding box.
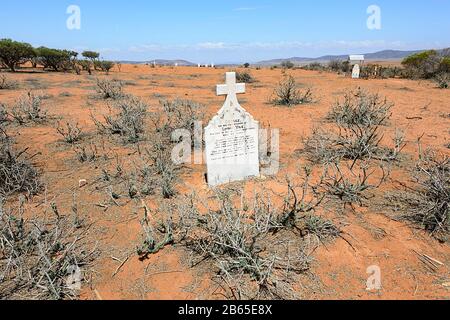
[0,64,449,300]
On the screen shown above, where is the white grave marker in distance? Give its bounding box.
[352,64,361,79]
[205,72,260,186]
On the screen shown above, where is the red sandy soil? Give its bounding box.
[0,64,449,300]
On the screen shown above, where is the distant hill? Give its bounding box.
[255,49,436,66]
[116,48,449,67]
[118,59,196,66]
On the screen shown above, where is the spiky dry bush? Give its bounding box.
[10,92,47,125]
[0,199,98,299]
[92,95,148,143]
[326,89,393,128]
[236,71,256,83]
[304,123,405,164]
[301,215,341,242]
[270,75,314,107]
[166,190,312,299]
[0,134,41,197]
[95,78,124,100]
[0,74,19,90]
[304,90,404,164]
[156,98,205,136]
[321,162,388,207]
[0,103,8,124]
[388,150,449,242]
[136,170,335,299]
[56,121,83,144]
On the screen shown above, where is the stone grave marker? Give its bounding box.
[204,72,260,186]
[352,64,361,79]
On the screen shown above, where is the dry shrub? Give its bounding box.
[271,75,314,107]
[74,143,100,163]
[236,71,256,83]
[0,74,19,90]
[155,98,205,136]
[301,215,341,242]
[92,95,148,143]
[140,99,205,198]
[321,162,388,207]
[388,150,449,242]
[0,104,7,124]
[95,78,124,99]
[56,121,83,144]
[136,170,335,299]
[304,124,405,164]
[326,89,393,128]
[10,92,47,125]
[0,199,98,299]
[0,138,41,197]
[304,90,404,164]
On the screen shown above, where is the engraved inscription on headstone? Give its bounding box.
[205,72,260,186]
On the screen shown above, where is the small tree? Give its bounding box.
[82,51,100,70]
[0,39,35,72]
[243,62,250,68]
[79,60,92,75]
[97,61,115,74]
[82,51,100,62]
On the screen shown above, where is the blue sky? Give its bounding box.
[1,0,449,63]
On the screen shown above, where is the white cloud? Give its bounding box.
[196,42,228,49]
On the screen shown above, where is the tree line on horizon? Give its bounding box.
[0,38,449,88]
[0,38,117,74]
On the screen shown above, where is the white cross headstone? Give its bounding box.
[205,72,260,186]
[352,64,361,79]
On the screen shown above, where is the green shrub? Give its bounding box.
[439,57,450,73]
[402,50,441,79]
[0,39,35,72]
[96,61,115,74]
[35,47,78,72]
[328,60,350,73]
